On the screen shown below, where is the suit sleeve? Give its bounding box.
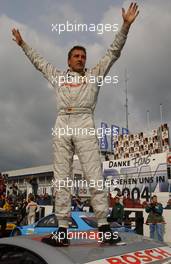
[91,24,129,78]
[21,42,61,87]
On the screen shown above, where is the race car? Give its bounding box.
[1,231,171,264]
[11,211,134,236]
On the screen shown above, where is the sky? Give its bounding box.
[0,0,171,171]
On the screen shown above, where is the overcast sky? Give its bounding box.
[0,0,171,171]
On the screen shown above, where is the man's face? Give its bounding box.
[152,196,157,203]
[68,49,86,73]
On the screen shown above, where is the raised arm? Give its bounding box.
[12,28,60,86]
[92,2,139,77]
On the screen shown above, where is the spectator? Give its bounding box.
[26,195,39,224]
[43,193,51,205]
[145,195,165,242]
[133,198,143,208]
[17,198,28,225]
[123,194,133,208]
[0,174,6,196]
[3,197,12,212]
[29,177,38,197]
[117,189,122,198]
[0,195,5,208]
[9,182,19,202]
[109,196,124,225]
[12,182,18,196]
[165,198,171,209]
[109,192,116,207]
[0,195,7,237]
[37,194,46,205]
[37,193,51,205]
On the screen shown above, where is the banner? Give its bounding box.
[100,122,108,150]
[103,152,168,202]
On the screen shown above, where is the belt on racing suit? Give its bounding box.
[58,107,93,115]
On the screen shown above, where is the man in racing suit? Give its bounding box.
[12,2,139,246]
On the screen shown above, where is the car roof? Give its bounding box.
[0,232,171,264]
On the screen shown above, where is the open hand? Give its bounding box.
[122,2,139,25]
[12,28,23,46]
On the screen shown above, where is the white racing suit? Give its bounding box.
[26,201,39,225]
[21,24,129,228]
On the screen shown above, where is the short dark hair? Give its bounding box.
[68,46,86,60]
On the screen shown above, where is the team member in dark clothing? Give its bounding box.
[146,195,165,242]
[110,196,124,225]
